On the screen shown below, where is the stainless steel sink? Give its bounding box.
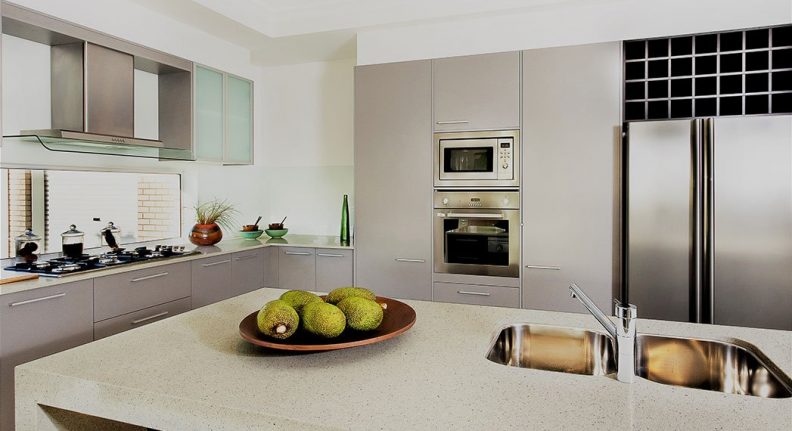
[485,324,615,376]
[636,334,792,398]
[486,324,792,398]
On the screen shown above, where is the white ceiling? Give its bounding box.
[129,0,612,65]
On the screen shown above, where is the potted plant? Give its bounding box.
[189,199,237,246]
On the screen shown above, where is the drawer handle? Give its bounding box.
[9,292,66,307]
[131,272,169,283]
[131,311,169,325]
[202,259,231,267]
[234,255,258,261]
[317,253,345,258]
[395,258,425,263]
[525,265,561,271]
[285,251,312,256]
[436,120,470,125]
[457,290,491,297]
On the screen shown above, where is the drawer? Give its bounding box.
[94,262,191,321]
[278,247,316,291]
[94,297,191,340]
[232,249,264,296]
[433,282,519,308]
[191,255,234,309]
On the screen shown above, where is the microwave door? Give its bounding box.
[439,139,498,181]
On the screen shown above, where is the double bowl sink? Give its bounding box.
[486,324,792,398]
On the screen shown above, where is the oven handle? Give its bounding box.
[445,213,504,219]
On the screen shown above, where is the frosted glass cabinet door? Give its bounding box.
[195,65,224,161]
[225,75,254,164]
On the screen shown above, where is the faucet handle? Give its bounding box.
[614,299,637,319]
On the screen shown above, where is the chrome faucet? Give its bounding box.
[569,283,637,383]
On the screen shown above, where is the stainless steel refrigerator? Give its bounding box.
[625,115,792,330]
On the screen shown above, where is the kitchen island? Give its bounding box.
[15,288,792,430]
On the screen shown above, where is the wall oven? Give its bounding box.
[434,191,519,278]
[434,130,520,188]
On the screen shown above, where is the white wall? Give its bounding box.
[357,0,792,64]
[1,0,267,238]
[258,58,355,235]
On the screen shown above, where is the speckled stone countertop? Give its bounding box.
[0,235,351,296]
[15,288,792,430]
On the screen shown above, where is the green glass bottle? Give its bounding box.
[340,194,350,245]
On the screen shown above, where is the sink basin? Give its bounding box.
[636,334,792,398]
[485,324,615,375]
[486,323,792,398]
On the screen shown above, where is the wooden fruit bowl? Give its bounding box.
[239,296,416,352]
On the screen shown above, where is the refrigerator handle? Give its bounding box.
[702,118,715,324]
[690,119,704,324]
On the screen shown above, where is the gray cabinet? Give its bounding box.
[433,282,519,308]
[261,246,279,288]
[191,254,234,309]
[0,280,94,431]
[278,247,316,291]
[354,60,432,300]
[315,248,353,292]
[521,43,621,313]
[93,262,191,321]
[231,249,264,296]
[433,51,521,132]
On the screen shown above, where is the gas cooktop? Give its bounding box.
[4,245,199,278]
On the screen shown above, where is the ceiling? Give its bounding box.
[130,0,608,65]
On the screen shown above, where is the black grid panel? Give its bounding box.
[623,25,792,121]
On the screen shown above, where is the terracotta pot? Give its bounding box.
[189,223,223,246]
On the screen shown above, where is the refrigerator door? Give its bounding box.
[712,116,792,330]
[627,120,697,322]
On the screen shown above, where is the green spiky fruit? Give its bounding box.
[325,287,376,305]
[256,300,299,339]
[301,302,346,338]
[337,297,384,331]
[279,290,322,313]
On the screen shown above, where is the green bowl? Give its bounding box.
[264,228,288,238]
[239,230,264,239]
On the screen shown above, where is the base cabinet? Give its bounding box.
[315,249,353,292]
[231,249,265,297]
[278,247,317,291]
[191,255,234,308]
[433,282,519,308]
[0,280,94,431]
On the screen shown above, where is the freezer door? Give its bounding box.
[713,116,792,330]
[627,120,696,322]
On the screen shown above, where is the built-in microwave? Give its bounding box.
[434,130,520,188]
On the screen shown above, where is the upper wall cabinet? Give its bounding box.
[433,52,521,132]
[194,64,254,165]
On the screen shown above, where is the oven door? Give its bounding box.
[434,209,519,277]
[438,138,498,181]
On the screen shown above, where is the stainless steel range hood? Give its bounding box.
[1,2,195,160]
[22,42,164,148]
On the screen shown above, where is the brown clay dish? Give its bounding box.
[239,296,416,352]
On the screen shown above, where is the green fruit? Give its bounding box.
[301,302,346,338]
[279,290,322,313]
[337,297,383,331]
[256,300,299,339]
[325,287,376,305]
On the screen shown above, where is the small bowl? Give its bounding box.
[241,225,259,232]
[239,230,264,239]
[264,228,288,238]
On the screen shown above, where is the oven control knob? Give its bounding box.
[442,198,449,206]
[502,163,509,169]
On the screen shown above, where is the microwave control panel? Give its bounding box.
[497,139,514,180]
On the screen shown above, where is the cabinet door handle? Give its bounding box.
[317,253,345,258]
[436,120,470,125]
[457,290,491,297]
[131,311,169,325]
[525,265,561,271]
[202,259,231,267]
[395,258,425,263]
[131,272,169,283]
[285,251,312,256]
[447,213,503,219]
[9,292,66,307]
[234,254,258,261]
